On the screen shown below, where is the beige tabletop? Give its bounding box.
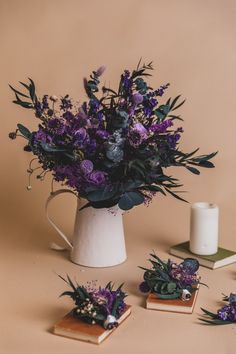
[1,195,236,354]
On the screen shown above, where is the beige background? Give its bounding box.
[1,1,236,353]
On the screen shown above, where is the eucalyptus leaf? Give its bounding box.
[17,123,31,139]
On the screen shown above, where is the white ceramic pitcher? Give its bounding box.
[45,189,127,267]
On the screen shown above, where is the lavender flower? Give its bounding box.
[60,94,73,110]
[48,118,65,135]
[42,95,49,109]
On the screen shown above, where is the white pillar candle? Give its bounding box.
[190,202,219,255]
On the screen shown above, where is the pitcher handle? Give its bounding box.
[45,189,77,250]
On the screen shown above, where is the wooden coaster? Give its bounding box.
[53,305,131,344]
[146,289,199,314]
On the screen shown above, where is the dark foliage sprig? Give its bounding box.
[139,254,202,300]
[200,293,236,325]
[59,275,127,329]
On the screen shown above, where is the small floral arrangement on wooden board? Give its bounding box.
[59,275,127,329]
[139,254,204,300]
[200,293,236,325]
[9,61,216,211]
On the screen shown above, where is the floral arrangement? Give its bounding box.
[9,61,217,210]
[139,254,202,300]
[200,293,236,325]
[59,275,127,329]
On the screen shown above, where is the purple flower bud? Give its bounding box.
[96,65,106,77]
[139,281,150,293]
[133,123,147,136]
[80,160,93,175]
[88,170,106,186]
[9,132,17,139]
[132,93,143,105]
[74,128,87,143]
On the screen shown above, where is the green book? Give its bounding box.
[170,241,236,269]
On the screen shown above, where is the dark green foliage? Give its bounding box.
[139,254,200,300]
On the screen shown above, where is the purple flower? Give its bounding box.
[139,281,150,293]
[150,119,173,133]
[74,128,87,145]
[88,170,106,186]
[60,95,73,110]
[34,101,43,118]
[80,160,93,174]
[133,123,147,136]
[63,111,75,122]
[96,65,106,77]
[167,133,181,149]
[48,118,65,135]
[42,95,49,109]
[91,287,125,317]
[128,123,148,147]
[9,132,17,139]
[96,130,110,140]
[132,93,143,105]
[170,262,199,287]
[86,139,97,155]
[35,128,52,144]
[217,305,234,321]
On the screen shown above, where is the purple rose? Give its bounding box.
[88,170,106,186]
[132,93,143,105]
[74,128,87,144]
[80,160,93,175]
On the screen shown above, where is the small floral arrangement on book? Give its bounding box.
[139,254,202,300]
[9,61,216,210]
[200,293,236,325]
[59,275,127,329]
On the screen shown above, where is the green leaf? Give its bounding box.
[171,98,185,111]
[9,84,29,98]
[28,78,36,102]
[59,291,75,298]
[40,142,66,152]
[199,318,232,325]
[141,185,166,196]
[13,100,33,109]
[186,166,200,175]
[169,95,181,110]
[165,188,188,203]
[155,292,180,299]
[17,124,31,139]
[200,308,218,318]
[167,282,177,293]
[118,191,144,210]
[87,186,117,202]
[155,105,169,120]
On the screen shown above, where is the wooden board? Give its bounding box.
[53,305,131,344]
